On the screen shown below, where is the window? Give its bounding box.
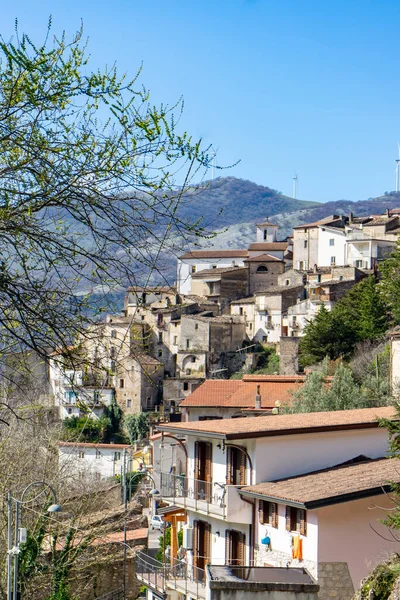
[94,391,100,403]
[114,452,121,461]
[157,314,163,328]
[126,398,132,408]
[67,408,72,415]
[119,379,125,389]
[298,261,305,270]
[259,500,278,528]
[285,506,307,536]
[199,416,223,421]
[263,229,267,241]
[78,451,85,459]
[173,336,178,345]
[183,382,189,391]
[329,238,335,246]
[96,449,101,459]
[191,265,197,274]
[212,265,217,269]
[239,307,244,315]
[186,368,191,375]
[317,274,321,283]
[110,346,116,359]
[256,265,268,273]
[355,260,363,268]
[110,360,116,374]
[158,332,163,344]
[226,446,246,485]
[158,350,163,358]
[191,356,196,363]
[304,240,308,249]
[195,323,199,330]
[249,323,253,330]
[330,256,336,265]
[285,279,290,286]
[111,329,117,339]
[186,339,191,349]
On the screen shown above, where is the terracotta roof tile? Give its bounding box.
[157,406,395,439]
[293,216,344,230]
[179,250,248,259]
[244,253,283,263]
[247,243,288,251]
[180,376,305,409]
[241,457,398,508]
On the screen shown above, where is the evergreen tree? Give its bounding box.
[379,240,400,324]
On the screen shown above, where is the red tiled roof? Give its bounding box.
[244,253,283,263]
[241,457,398,508]
[247,242,288,251]
[179,250,248,259]
[179,376,306,409]
[293,216,344,230]
[157,406,395,440]
[58,442,131,450]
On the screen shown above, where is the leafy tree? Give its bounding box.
[284,361,387,414]
[357,276,390,339]
[0,22,212,420]
[124,412,150,443]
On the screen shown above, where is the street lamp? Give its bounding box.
[7,481,62,600]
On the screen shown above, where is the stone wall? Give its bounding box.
[279,337,301,375]
[317,562,354,600]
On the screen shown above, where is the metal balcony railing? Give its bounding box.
[135,550,206,599]
[160,472,225,517]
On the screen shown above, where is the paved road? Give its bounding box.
[148,525,162,549]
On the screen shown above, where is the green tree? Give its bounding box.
[299,277,389,367]
[380,239,400,324]
[0,22,213,420]
[124,412,150,443]
[284,361,383,414]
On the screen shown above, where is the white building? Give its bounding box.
[136,406,395,600]
[58,441,129,479]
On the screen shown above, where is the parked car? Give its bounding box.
[150,515,165,530]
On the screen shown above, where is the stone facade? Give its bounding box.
[279,337,301,375]
[317,562,354,600]
[246,257,286,295]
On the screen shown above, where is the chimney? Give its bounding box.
[255,384,261,410]
[349,212,354,224]
[386,208,390,218]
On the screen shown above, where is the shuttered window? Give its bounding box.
[226,445,247,485]
[259,500,278,528]
[225,529,246,566]
[285,506,307,536]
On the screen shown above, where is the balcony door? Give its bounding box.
[194,441,212,501]
[225,529,246,566]
[193,519,211,581]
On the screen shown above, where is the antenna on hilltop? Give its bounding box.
[292,173,298,199]
[395,144,400,193]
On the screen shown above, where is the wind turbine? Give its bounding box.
[396,144,400,193]
[292,173,298,199]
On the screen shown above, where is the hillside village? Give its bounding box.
[16,202,400,600]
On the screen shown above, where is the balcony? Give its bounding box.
[136,553,319,600]
[159,473,252,522]
[135,550,206,599]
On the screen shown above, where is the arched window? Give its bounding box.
[256,265,268,273]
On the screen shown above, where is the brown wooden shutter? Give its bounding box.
[194,441,200,480]
[239,448,246,485]
[193,520,199,569]
[285,505,291,531]
[204,522,212,564]
[271,502,278,528]
[225,529,232,565]
[298,509,307,536]
[258,500,265,524]
[226,447,233,484]
[205,442,212,483]
[237,532,246,566]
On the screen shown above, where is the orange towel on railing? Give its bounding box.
[292,536,302,559]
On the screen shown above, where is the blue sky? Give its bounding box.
[2,1,400,203]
